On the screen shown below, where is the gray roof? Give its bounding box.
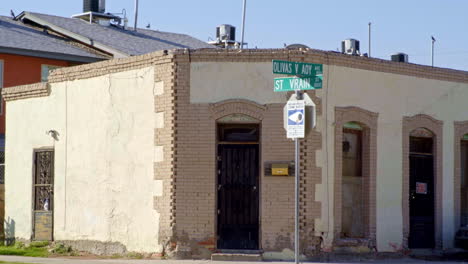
[22,12,215,57]
[0,15,106,62]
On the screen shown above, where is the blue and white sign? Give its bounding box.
[286,100,305,138]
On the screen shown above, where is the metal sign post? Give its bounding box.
[294,90,302,264]
[273,60,321,264]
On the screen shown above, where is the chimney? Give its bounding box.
[83,0,105,13]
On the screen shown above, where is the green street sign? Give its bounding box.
[274,76,323,92]
[272,60,323,77]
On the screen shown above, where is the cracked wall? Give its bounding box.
[5,67,161,253]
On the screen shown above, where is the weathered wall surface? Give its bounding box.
[182,57,323,260]
[187,55,468,253]
[5,67,161,253]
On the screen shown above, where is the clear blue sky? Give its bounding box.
[3,0,468,71]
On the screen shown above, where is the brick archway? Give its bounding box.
[209,99,267,121]
[454,121,468,230]
[402,114,443,249]
[334,106,378,246]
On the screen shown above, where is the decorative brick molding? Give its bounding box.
[402,114,443,249]
[152,59,178,247]
[209,99,267,121]
[2,82,49,101]
[334,106,378,246]
[6,48,468,103]
[182,48,468,84]
[454,121,468,230]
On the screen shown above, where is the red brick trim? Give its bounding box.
[402,114,443,249]
[454,121,468,230]
[334,106,378,246]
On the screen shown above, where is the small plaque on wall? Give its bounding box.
[264,161,295,176]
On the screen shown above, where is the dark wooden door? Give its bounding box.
[217,144,259,250]
[409,154,435,248]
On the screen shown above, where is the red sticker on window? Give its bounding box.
[416,182,427,194]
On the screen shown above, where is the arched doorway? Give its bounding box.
[216,114,260,250]
[408,127,435,248]
[460,134,468,227]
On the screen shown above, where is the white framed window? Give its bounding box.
[41,64,62,82]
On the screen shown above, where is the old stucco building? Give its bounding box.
[3,48,468,259]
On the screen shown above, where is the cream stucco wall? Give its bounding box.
[5,67,161,253]
[190,62,468,252]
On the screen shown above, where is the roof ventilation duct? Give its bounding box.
[208,24,240,48]
[391,53,409,63]
[83,0,105,13]
[217,24,236,42]
[341,38,360,55]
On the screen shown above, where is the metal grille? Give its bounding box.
[34,151,54,211]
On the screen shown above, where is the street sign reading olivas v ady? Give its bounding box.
[272,60,323,92]
[272,60,323,77]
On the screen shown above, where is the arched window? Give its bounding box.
[334,106,378,245]
[342,122,365,237]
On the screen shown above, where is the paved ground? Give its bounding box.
[0,255,467,264]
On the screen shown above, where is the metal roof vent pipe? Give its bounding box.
[83,0,105,13]
[391,53,409,63]
[341,38,361,55]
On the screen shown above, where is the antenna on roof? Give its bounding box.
[368,22,372,58]
[431,35,436,67]
[133,0,139,31]
[146,23,150,29]
[240,0,247,50]
[10,10,15,19]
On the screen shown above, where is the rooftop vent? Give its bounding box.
[285,44,310,50]
[208,24,240,48]
[341,39,360,55]
[391,53,409,63]
[83,0,105,13]
[217,24,235,42]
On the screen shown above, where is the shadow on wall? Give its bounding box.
[4,217,15,245]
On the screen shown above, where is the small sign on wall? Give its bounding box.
[264,161,295,176]
[416,182,428,194]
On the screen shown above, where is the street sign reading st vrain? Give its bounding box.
[272,59,322,264]
[273,60,323,93]
[272,60,321,138]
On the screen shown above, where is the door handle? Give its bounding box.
[410,191,416,200]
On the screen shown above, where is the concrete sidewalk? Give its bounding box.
[0,255,465,264]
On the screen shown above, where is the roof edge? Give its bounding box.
[176,48,468,84]
[17,11,129,58]
[0,47,106,63]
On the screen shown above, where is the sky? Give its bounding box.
[2,0,468,71]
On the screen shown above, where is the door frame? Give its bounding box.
[31,147,55,241]
[215,122,262,251]
[402,114,443,249]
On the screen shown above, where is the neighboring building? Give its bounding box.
[0,0,214,240]
[4,48,468,259]
[0,14,107,238]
